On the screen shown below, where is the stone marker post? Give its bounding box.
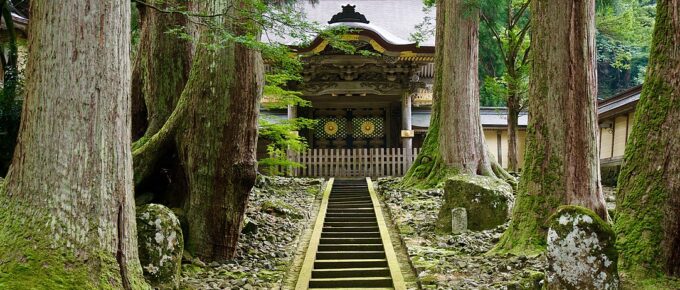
[451,208,467,233]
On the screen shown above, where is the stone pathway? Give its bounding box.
[296,178,405,289]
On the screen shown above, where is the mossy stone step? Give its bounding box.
[324,221,378,227]
[327,201,374,206]
[329,194,369,198]
[329,196,372,201]
[311,267,391,279]
[320,237,383,244]
[313,259,388,269]
[309,276,393,288]
[325,213,375,218]
[316,251,386,259]
[326,208,374,213]
[321,231,380,238]
[322,226,379,232]
[309,288,393,290]
[329,195,369,199]
[324,217,377,223]
[317,244,384,251]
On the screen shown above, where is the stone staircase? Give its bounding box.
[297,178,404,290]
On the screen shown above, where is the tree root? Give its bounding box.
[132,89,189,185]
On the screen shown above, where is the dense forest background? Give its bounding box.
[479,0,656,106]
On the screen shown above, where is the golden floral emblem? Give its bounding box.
[324,121,339,135]
[360,121,375,135]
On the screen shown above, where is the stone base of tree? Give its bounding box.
[436,175,514,233]
[137,204,184,289]
[546,205,618,290]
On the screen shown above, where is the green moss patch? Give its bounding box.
[437,175,514,233]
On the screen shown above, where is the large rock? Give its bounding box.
[546,205,619,290]
[436,175,514,232]
[137,204,184,289]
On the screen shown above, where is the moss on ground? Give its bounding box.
[619,276,680,290]
[260,199,304,219]
[0,180,148,289]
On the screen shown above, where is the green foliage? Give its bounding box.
[0,97,20,176]
[416,0,654,100]
[258,117,316,176]
[596,0,655,98]
[479,0,530,108]
[0,1,22,177]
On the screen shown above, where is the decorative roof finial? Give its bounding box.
[328,4,370,24]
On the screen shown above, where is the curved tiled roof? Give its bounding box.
[266,0,435,47]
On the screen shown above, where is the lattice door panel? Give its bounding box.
[312,108,386,149]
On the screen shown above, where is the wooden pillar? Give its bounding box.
[401,93,413,150]
[401,93,414,173]
[287,104,297,120]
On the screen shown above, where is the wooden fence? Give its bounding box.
[281,148,420,177]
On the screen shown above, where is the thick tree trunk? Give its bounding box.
[615,0,680,277]
[494,0,606,254]
[507,91,520,172]
[403,0,504,187]
[0,1,147,288]
[134,1,191,137]
[131,0,192,185]
[178,1,262,260]
[129,0,262,261]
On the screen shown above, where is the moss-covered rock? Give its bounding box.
[137,204,184,289]
[260,199,304,219]
[436,174,514,233]
[546,205,618,290]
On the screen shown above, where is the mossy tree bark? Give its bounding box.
[0,1,148,288]
[131,0,262,261]
[614,0,680,277]
[493,0,607,255]
[402,0,509,187]
[132,0,191,140]
[130,0,192,186]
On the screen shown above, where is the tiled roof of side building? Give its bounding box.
[411,107,529,129]
[597,85,641,118]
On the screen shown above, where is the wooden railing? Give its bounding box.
[283,148,420,177]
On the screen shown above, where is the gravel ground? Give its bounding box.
[180,176,323,290]
[377,177,547,290]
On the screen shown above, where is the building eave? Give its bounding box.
[291,25,434,61]
[597,85,641,120]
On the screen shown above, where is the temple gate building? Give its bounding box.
[260,2,529,176]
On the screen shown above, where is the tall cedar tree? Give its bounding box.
[0,1,148,288]
[614,0,680,278]
[131,0,263,261]
[494,0,607,254]
[481,0,530,172]
[402,0,511,187]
